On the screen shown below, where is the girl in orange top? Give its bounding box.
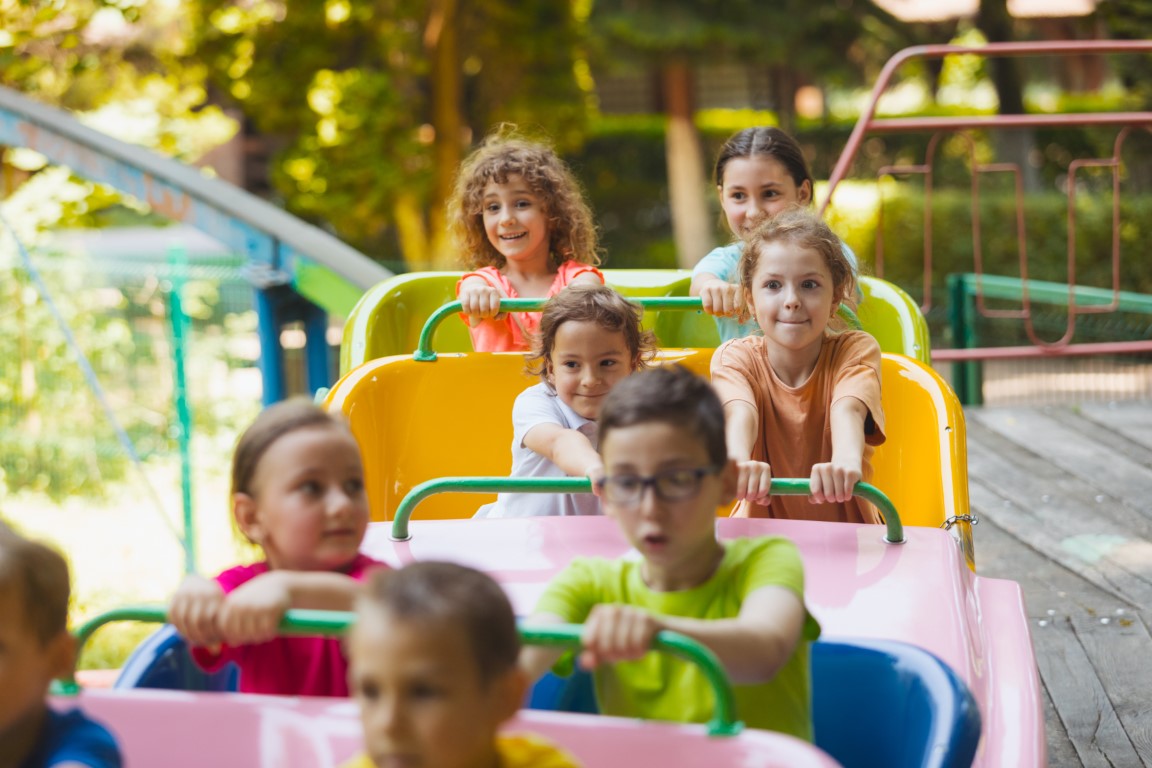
[710,210,886,524]
[449,132,604,352]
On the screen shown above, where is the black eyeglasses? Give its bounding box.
[596,466,720,506]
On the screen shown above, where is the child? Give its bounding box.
[169,399,386,697]
[342,562,579,768]
[691,126,860,342]
[450,132,604,352]
[0,520,122,768]
[476,284,655,518]
[521,366,820,740]
[711,209,886,524]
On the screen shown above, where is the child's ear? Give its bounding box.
[797,179,813,206]
[47,630,77,682]
[233,493,263,544]
[719,459,739,507]
[490,666,529,724]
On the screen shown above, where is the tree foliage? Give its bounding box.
[186,0,595,267]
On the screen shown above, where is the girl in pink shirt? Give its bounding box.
[449,132,604,352]
[169,399,386,696]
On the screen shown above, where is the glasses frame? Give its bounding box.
[596,465,721,506]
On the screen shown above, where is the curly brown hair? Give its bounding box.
[526,284,656,381]
[448,129,600,270]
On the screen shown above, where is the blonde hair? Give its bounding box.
[448,129,600,270]
[739,209,856,320]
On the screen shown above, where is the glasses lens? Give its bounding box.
[604,476,643,504]
[655,469,702,501]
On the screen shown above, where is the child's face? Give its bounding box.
[600,421,734,589]
[348,608,522,768]
[0,589,73,740]
[548,320,634,420]
[719,156,811,236]
[746,241,837,369]
[236,425,369,572]
[481,174,550,269]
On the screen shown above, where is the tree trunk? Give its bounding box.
[660,58,714,269]
[426,0,462,268]
[977,0,1040,192]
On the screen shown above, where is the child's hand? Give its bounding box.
[579,604,664,670]
[698,279,744,319]
[809,461,862,504]
[216,571,293,646]
[734,460,773,504]
[458,283,503,320]
[587,462,605,497]
[169,575,225,651]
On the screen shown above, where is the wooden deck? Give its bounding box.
[969,401,1152,767]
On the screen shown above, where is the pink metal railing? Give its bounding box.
[820,41,1152,361]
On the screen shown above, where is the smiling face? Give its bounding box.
[745,240,838,382]
[348,608,521,768]
[235,425,369,572]
[719,156,811,236]
[480,174,551,270]
[548,320,635,420]
[601,421,734,591]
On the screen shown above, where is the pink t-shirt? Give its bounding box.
[189,553,385,697]
[457,260,604,352]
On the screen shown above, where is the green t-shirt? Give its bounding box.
[534,536,821,740]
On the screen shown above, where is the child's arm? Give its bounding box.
[722,401,772,504]
[458,275,504,325]
[169,574,226,650]
[578,587,806,684]
[518,612,570,682]
[691,272,745,318]
[810,396,868,504]
[523,423,604,486]
[214,571,365,646]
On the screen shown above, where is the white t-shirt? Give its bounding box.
[475,382,602,518]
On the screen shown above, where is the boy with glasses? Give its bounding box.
[520,365,821,740]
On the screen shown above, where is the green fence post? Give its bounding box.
[948,274,983,406]
[167,245,196,575]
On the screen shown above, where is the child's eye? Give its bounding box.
[300,480,322,495]
[357,681,380,702]
[563,361,580,369]
[764,280,781,290]
[600,359,617,368]
[802,279,820,290]
[410,683,444,700]
[515,199,533,209]
[728,191,746,201]
[345,478,365,495]
[484,203,500,213]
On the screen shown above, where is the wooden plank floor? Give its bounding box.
[969,402,1152,767]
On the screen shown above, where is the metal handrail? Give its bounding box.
[62,608,745,736]
[413,297,863,360]
[389,476,904,544]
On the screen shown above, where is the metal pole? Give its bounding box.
[167,245,197,575]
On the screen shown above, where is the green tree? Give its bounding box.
[187,0,594,268]
[589,0,899,268]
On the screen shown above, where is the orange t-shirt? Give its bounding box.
[457,261,604,352]
[710,331,886,523]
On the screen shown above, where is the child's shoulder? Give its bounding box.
[825,329,881,363]
[38,708,122,768]
[214,561,271,590]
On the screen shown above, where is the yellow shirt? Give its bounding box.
[340,733,581,768]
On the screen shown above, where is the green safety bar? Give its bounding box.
[60,608,744,736]
[522,622,742,737]
[413,298,862,361]
[390,476,904,544]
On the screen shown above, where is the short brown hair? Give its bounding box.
[231,399,353,498]
[526,284,656,381]
[0,519,71,645]
[448,128,600,270]
[739,208,856,313]
[598,365,727,467]
[358,562,518,685]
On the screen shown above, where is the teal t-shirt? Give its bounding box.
[534,536,821,740]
